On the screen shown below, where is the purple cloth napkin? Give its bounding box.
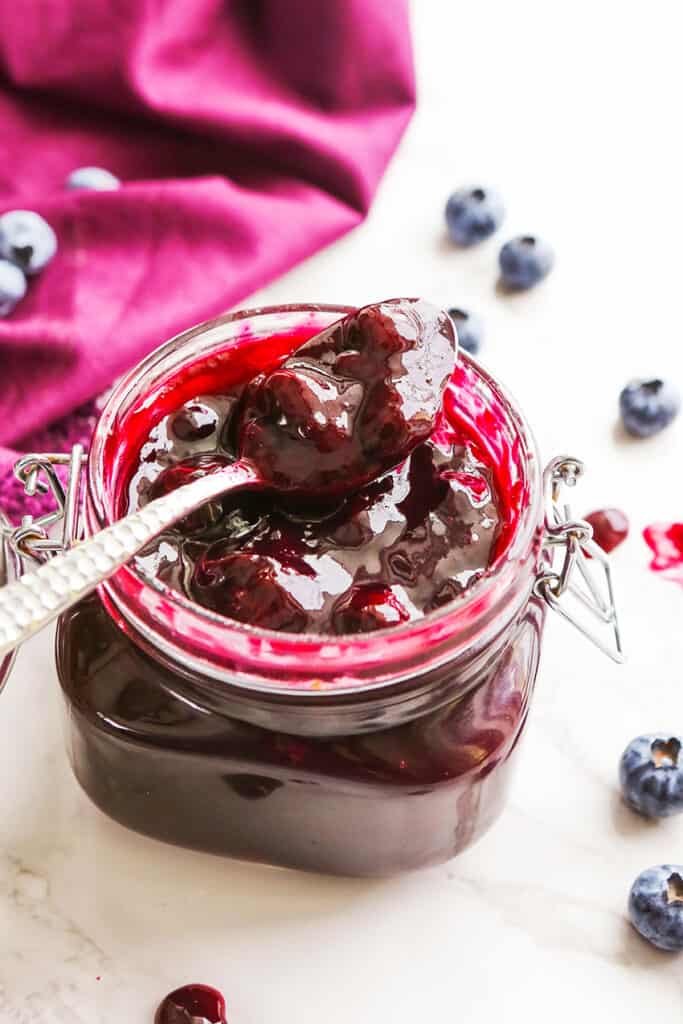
[0,0,415,516]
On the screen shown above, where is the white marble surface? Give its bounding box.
[3,3,683,1020]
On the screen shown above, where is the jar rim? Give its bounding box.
[86,303,543,693]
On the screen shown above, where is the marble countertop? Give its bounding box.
[3,3,683,1020]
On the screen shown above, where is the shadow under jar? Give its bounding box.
[57,304,545,877]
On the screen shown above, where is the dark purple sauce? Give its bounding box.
[238,298,456,494]
[122,299,502,634]
[128,405,500,633]
[155,984,227,1024]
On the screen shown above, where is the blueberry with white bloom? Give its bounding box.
[619,734,683,817]
[619,379,680,438]
[499,235,554,289]
[0,258,27,317]
[445,186,505,246]
[0,210,57,275]
[447,307,484,356]
[66,166,121,191]
[629,865,683,951]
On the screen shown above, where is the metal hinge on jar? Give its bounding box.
[0,447,625,695]
[6,448,86,564]
[0,448,85,694]
[535,455,624,664]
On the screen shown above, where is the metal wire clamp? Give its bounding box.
[534,455,624,664]
[0,447,86,694]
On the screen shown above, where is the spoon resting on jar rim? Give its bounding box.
[0,298,457,657]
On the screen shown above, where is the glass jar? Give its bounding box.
[54,304,553,876]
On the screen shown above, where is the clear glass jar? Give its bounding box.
[56,304,545,877]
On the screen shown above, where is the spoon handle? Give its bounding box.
[0,460,260,659]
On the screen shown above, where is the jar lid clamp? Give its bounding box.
[535,455,624,665]
[0,447,85,694]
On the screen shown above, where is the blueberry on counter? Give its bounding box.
[629,865,683,951]
[445,186,505,245]
[66,166,121,191]
[499,235,554,289]
[0,210,57,275]
[447,307,484,355]
[619,734,683,818]
[619,379,680,438]
[0,258,27,317]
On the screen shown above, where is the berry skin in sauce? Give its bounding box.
[126,301,502,635]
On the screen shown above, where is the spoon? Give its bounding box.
[0,298,456,658]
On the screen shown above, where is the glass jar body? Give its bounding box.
[57,591,544,876]
[55,303,546,877]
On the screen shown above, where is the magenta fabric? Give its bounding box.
[0,0,415,514]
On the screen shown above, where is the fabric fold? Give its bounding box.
[0,0,415,516]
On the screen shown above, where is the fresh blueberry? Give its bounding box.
[499,235,554,289]
[0,210,57,276]
[445,186,505,246]
[0,258,27,317]
[66,166,121,191]
[629,865,683,951]
[619,379,680,438]
[619,734,683,817]
[447,308,484,356]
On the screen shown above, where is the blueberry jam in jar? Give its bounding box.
[125,302,495,633]
[57,304,545,876]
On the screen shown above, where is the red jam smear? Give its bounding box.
[114,323,519,635]
[644,522,683,585]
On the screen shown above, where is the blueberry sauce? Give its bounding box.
[238,298,456,495]
[155,984,227,1024]
[125,303,500,634]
